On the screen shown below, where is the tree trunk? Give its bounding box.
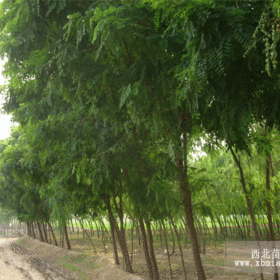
[46,221,58,246]
[169,215,188,280]
[174,109,206,280]
[107,214,120,265]
[196,216,206,254]
[230,147,263,280]
[60,225,64,247]
[31,222,36,239]
[161,220,173,280]
[145,218,160,280]
[159,222,163,248]
[112,191,133,273]
[230,147,260,241]
[26,221,31,237]
[168,219,176,254]
[265,156,275,241]
[37,222,45,242]
[42,223,49,244]
[70,218,75,233]
[130,220,134,263]
[216,215,225,238]
[176,154,206,280]
[233,213,244,239]
[94,220,100,239]
[139,217,154,280]
[98,217,111,242]
[77,217,97,253]
[102,194,133,273]
[63,222,71,250]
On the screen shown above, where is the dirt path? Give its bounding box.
[0,238,45,280]
[1,235,145,280]
[0,235,271,279]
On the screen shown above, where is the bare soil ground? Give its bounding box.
[1,234,277,279]
[0,237,45,279]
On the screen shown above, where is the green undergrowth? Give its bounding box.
[17,237,32,247]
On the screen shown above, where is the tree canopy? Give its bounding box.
[1,0,280,279]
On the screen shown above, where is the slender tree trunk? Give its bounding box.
[216,215,224,238]
[139,217,154,280]
[77,217,97,253]
[145,218,160,280]
[26,221,31,237]
[173,110,206,280]
[70,218,75,233]
[63,222,71,250]
[42,223,49,244]
[98,217,111,242]
[168,219,176,254]
[94,220,100,239]
[112,191,133,272]
[159,222,163,248]
[131,220,134,263]
[196,216,206,254]
[60,225,64,247]
[46,221,58,246]
[177,155,206,280]
[107,214,120,265]
[202,216,211,241]
[265,155,275,241]
[233,213,244,239]
[241,216,247,240]
[37,222,45,242]
[169,215,188,280]
[31,222,36,239]
[161,220,173,280]
[230,147,263,280]
[230,147,260,241]
[102,194,133,273]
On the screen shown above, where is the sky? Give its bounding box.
[0,58,16,140]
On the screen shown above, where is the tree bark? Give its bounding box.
[145,218,160,280]
[77,217,97,253]
[161,220,173,280]
[230,147,264,280]
[265,156,275,241]
[229,147,260,241]
[107,213,120,265]
[31,222,36,239]
[46,221,58,246]
[60,225,64,247]
[169,215,188,280]
[63,222,71,250]
[98,216,111,242]
[26,221,31,237]
[102,194,133,273]
[169,219,176,254]
[42,223,49,244]
[139,217,154,280]
[173,109,206,280]
[36,222,45,242]
[177,153,206,280]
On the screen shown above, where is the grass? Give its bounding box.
[17,237,32,247]
[61,253,87,264]
[56,260,80,271]
[56,259,90,280]
[17,237,23,244]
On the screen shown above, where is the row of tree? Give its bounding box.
[0,0,280,279]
